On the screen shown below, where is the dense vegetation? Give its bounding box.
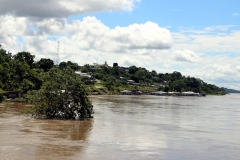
[80,64,226,95]
[0,44,226,105]
[27,67,93,119]
[0,44,93,119]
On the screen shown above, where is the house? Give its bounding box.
[152,91,167,96]
[181,91,200,96]
[168,92,180,96]
[127,80,135,84]
[141,82,151,87]
[91,62,108,69]
[75,71,95,84]
[134,91,142,95]
[75,71,92,78]
[133,83,140,86]
[120,77,128,81]
[5,91,23,99]
[120,90,132,95]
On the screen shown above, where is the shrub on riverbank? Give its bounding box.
[26,67,93,120]
[0,89,5,103]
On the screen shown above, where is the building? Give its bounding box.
[91,61,108,69]
[75,71,92,78]
[120,90,132,95]
[127,80,135,84]
[152,91,167,96]
[5,91,23,99]
[181,91,200,96]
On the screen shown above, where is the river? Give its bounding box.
[0,94,240,160]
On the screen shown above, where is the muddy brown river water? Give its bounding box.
[1,94,240,160]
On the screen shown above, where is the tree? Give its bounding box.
[0,45,12,63]
[151,70,157,77]
[164,86,170,92]
[103,76,116,90]
[101,66,110,74]
[130,75,139,83]
[13,52,35,68]
[129,66,138,74]
[59,61,67,69]
[26,67,93,120]
[59,61,79,71]
[80,76,94,85]
[81,64,91,72]
[4,60,40,92]
[113,63,118,67]
[0,62,11,85]
[66,61,79,71]
[110,67,119,77]
[37,58,54,72]
[171,71,182,81]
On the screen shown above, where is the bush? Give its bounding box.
[0,89,5,102]
[26,67,93,120]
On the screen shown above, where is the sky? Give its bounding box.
[0,0,240,90]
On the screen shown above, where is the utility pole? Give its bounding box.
[57,41,59,66]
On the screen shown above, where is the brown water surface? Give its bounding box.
[0,102,92,160]
[1,95,240,160]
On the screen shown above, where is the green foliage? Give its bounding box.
[13,51,35,68]
[0,89,5,102]
[0,47,12,63]
[37,58,54,71]
[103,76,116,90]
[0,46,42,92]
[81,64,92,73]
[89,85,102,95]
[0,44,226,96]
[27,67,93,120]
[171,71,182,81]
[88,64,225,95]
[164,86,170,92]
[80,76,94,85]
[93,72,105,79]
[128,65,138,74]
[3,60,40,92]
[110,67,120,77]
[102,66,110,74]
[59,61,79,71]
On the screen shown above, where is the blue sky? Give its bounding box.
[0,0,240,89]
[68,0,240,30]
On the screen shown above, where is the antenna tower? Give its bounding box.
[57,41,59,66]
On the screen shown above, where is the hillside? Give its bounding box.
[0,45,226,98]
[80,63,226,95]
[222,88,240,93]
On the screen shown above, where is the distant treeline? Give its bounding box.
[222,88,240,93]
[0,44,226,100]
[80,64,226,95]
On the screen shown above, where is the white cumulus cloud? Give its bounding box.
[173,49,201,63]
[36,19,66,34]
[0,0,140,18]
[63,17,173,53]
[237,66,240,72]
[0,15,29,50]
[172,26,240,54]
[0,15,173,67]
